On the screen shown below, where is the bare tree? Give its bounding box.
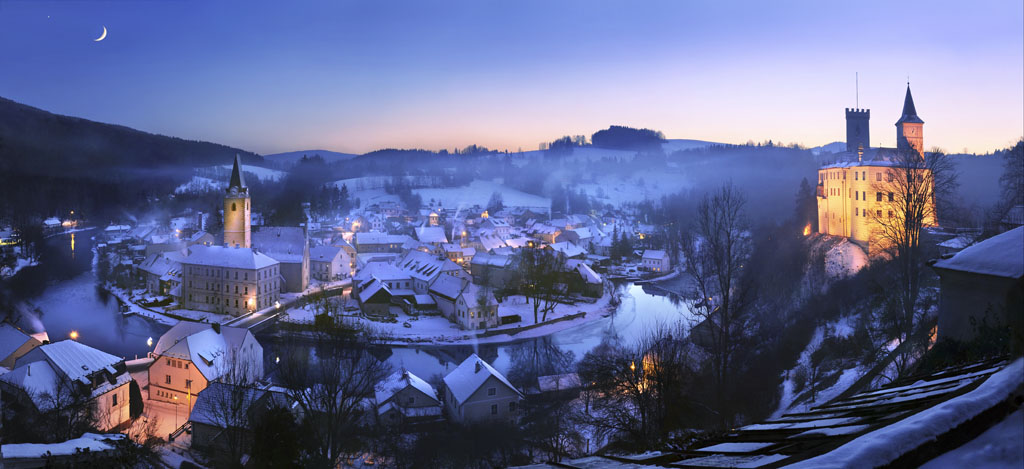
[680,182,753,427]
[32,375,98,443]
[201,347,264,468]
[514,248,570,323]
[277,318,391,468]
[869,148,957,348]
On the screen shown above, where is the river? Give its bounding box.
[11,232,696,379]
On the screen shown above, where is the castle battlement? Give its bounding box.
[845,108,870,116]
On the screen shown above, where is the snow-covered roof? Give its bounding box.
[568,260,603,284]
[547,241,586,258]
[396,250,447,281]
[462,282,497,309]
[642,249,668,261]
[429,274,465,301]
[471,252,511,267]
[375,370,438,406]
[152,322,259,382]
[359,279,392,303]
[181,244,279,270]
[188,382,288,428]
[310,245,342,262]
[1,433,127,460]
[15,340,121,385]
[932,227,1023,279]
[138,251,185,277]
[252,227,307,263]
[355,232,409,246]
[442,354,522,404]
[415,226,448,244]
[354,262,411,285]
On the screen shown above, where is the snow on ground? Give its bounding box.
[576,169,693,205]
[920,408,1024,469]
[217,163,285,181]
[344,291,613,345]
[0,256,39,279]
[348,188,401,209]
[414,180,550,210]
[772,317,865,418]
[1,433,126,459]
[788,359,1024,469]
[825,240,868,279]
[174,175,219,194]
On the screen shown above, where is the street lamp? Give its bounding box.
[69,330,79,340]
[173,395,179,428]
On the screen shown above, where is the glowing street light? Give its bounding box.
[274,301,281,309]
[69,330,79,340]
[146,337,153,348]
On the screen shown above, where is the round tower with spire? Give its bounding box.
[896,84,924,156]
[224,154,251,248]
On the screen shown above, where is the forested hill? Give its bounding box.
[0,96,261,178]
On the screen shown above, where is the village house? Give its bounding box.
[180,245,282,316]
[309,245,346,282]
[148,322,264,412]
[354,232,409,253]
[375,369,442,426]
[415,226,448,246]
[137,250,185,297]
[358,278,395,319]
[252,226,309,293]
[470,252,517,290]
[189,382,295,454]
[442,354,523,424]
[641,250,671,273]
[429,275,498,330]
[0,340,134,431]
[931,226,1024,346]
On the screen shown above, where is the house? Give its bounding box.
[309,245,346,281]
[442,354,523,424]
[148,322,264,411]
[354,232,408,253]
[0,340,133,431]
[415,226,448,246]
[470,252,517,290]
[931,227,1024,346]
[566,259,604,297]
[189,382,295,454]
[375,370,442,425]
[545,241,586,260]
[429,276,498,330]
[480,219,511,239]
[358,279,394,319]
[252,226,309,293]
[529,224,561,244]
[0,322,42,369]
[641,250,671,273]
[137,250,185,297]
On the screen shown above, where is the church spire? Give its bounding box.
[228,154,247,191]
[896,84,923,124]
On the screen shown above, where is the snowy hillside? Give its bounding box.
[174,176,220,195]
[811,141,847,155]
[662,138,719,153]
[263,149,359,165]
[217,164,285,182]
[415,180,551,210]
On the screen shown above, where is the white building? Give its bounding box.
[180,245,281,316]
[641,249,671,273]
[148,322,264,410]
[0,340,134,431]
[375,370,442,425]
[442,354,522,424]
[310,245,346,281]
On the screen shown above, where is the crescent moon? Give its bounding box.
[94,26,107,42]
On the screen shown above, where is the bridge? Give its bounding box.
[224,280,350,332]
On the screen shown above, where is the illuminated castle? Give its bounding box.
[816,85,936,251]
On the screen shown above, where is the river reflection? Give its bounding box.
[7,232,168,358]
[260,281,696,383]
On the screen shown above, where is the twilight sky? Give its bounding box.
[1,0,1021,155]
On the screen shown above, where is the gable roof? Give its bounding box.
[15,340,122,385]
[0,323,36,362]
[375,370,438,406]
[429,274,465,301]
[415,226,449,244]
[932,227,1024,279]
[252,227,307,263]
[310,245,342,262]
[181,245,278,270]
[643,249,668,261]
[153,322,258,381]
[443,354,522,404]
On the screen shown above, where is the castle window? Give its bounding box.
[856,192,859,201]
[888,192,894,202]
[876,192,883,202]
[855,208,859,216]
[877,210,882,217]
[876,173,882,182]
[855,172,859,181]
[889,211,894,218]
[232,203,237,211]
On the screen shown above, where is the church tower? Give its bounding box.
[845,107,870,153]
[224,154,251,248]
[895,84,924,155]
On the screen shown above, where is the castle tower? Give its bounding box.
[895,84,924,155]
[223,154,251,248]
[845,108,870,153]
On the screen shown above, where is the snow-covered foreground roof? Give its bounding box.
[516,358,1022,468]
[1,433,126,460]
[375,369,438,405]
[933,226,1023,279]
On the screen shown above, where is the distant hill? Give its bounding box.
[662,139,720,153]
[811,141,847,155]
[263,149,359,165]
[0,96,261,178]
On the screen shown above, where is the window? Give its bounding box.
[855,208,859,216]
[888,192,894,202]
[509,401,517,412]
[165,375,171,385]
[186,380,192,389]
[491,404,498,415]
[113,393,118,406]
[888,173,894,182]
[407,396,415,405]
[877,210,882,217]
[166,359,171,366]
[232,203,237,211]
[876,173,882,181]
[855,192,859,200]
[862,171,866,180]
[888,211,894,218]
[855,172,859,180]
[876,192,883,202]
[487,387,496,396]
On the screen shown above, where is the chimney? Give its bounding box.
[475,360,482,373]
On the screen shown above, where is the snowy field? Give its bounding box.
[414,180,551,210]
[576,169,693,205]
[217,164,285,181]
